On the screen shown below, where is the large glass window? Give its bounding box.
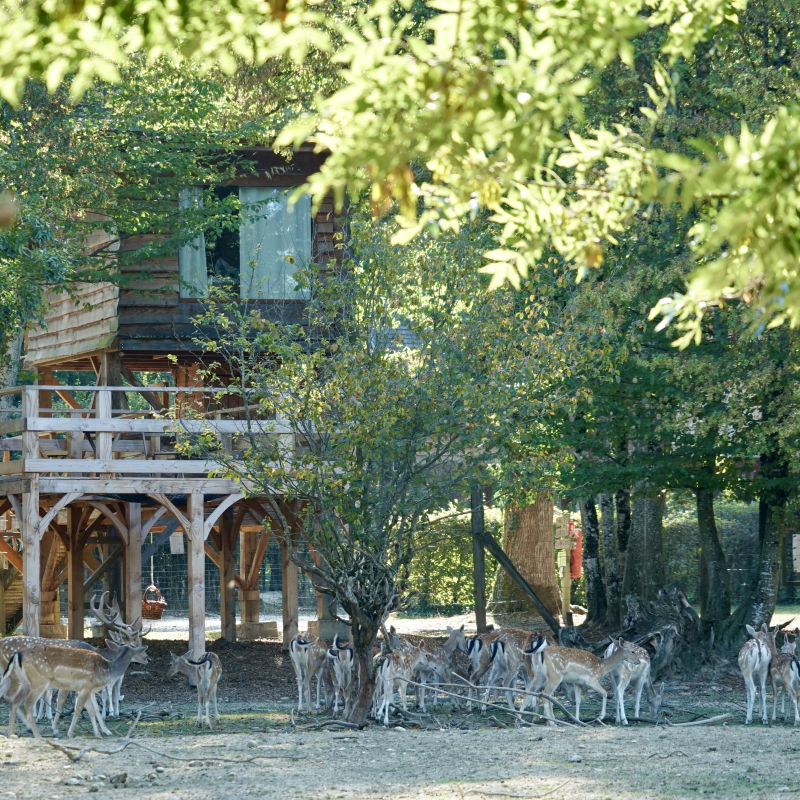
[178,186,312,300]
[239,188,312,300]
[178,187,207,299]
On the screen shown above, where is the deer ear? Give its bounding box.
[761,623,769,633]
[460,624,465,632]
[446,626,453,634]
[746,624,757,638]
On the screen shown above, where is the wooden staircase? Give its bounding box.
[2,569,23,634]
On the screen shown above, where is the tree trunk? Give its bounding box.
[599,493,622,629]
[695,488,730,625]
[344,615,378,725]
[615,489,631,575]
[716,484,787,653]
[622,494,665,603]
[579,497,606,625]
[492,496,561,618]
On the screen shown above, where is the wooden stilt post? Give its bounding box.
[125,503,143,629]
[281,534,298,648]
[240,529,259,624]
[67,507,85,640]
[219,508,237,642]
[471,484,488,634]
[187,492,206,659]
[22,476,40,637]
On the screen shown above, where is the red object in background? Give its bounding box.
[570,526,582,579]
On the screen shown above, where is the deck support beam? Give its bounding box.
[67,507,85,640]
[219,508,236,642]
[187,492,205,659]
[240,529,260,625]
[22,476,40,636]
[125,503,143,630]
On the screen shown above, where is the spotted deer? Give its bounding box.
[167,651,223,728]
[603,639,664,724]
[482,634,528,712]
[327,635,354,717]
[374,644,428,724]
[739,623,778,725]
[6,641,147,738]
[289,634,333,712]
[536,638,640,723]
[415,625,469,711]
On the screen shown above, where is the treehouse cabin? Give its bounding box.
[0,147,345,653]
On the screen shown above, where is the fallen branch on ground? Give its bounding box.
[664,713,733,728]
[403,678,583,728]
[647,750,691,760]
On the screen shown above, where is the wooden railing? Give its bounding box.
[0,385,290,478]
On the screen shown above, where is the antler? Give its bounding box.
[90,592,118,627]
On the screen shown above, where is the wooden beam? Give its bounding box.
[203,493,244,540]
[83,543,124,591]
[0,538,23,572]
[23,458,225,474]
[125,503,143,629]
[240,529,258,623]
[475,528,561,635]
[187,492,205,659]
[41,478,245,494]
[141,517,179,562]
[67,506,86,639]
[219,508,236,642]
[141,506,167,539]
[24,418,286,434]
[85,501,129,544]
[203,541,245,591]
[120,363,165,412]
[246,530,272,590]
[37,492,82,541]
[22,474,40,636]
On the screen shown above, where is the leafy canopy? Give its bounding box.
[10,0,800,341]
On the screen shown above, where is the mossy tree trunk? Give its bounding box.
[579,497,606,625]
[493,495,561,618]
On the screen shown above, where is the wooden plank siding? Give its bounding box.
[25,281,119,366]
[24,149,341,371]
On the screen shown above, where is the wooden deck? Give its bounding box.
[0,384,307,652]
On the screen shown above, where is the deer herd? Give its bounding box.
[289,624,665,726]
[0,593,222,738]
[0,604,796,738]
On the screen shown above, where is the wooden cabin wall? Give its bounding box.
[25,213,120,368]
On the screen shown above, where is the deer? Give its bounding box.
[4,641,147,738]
[534,637,641,723]
[603,638,664,724]
[167,651,223,728]
[89,592,151,718]
[289,634,333,712]
[413,625,469,712]
[327,634,354,717]
[739,622,778,725]
[475,629,533,712]
[0,652,32,737]
[374,643,428,724]
[0,634,148,732]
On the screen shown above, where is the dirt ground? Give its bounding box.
[1,619,799,799]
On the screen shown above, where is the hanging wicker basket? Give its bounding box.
[142,584,167,620]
